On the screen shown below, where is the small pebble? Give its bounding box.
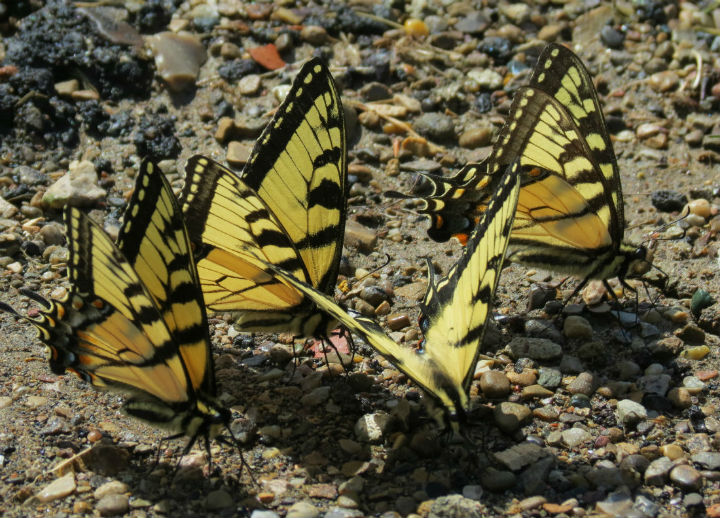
[691,452,720,470]
[683,376,705,394]
[537,367,562,388]
[94,480,128,499]
[645,456,674,486]
[97,494,130,516]
[286,501,320,518]
[36,472,76,502]
[493,402,531,433]
[480,467,517,492]
[561,428,591,448]
[506,337,562,361]
[354,413,392,443]
[567,372,595,396]
[667,387,693,409]
[681,345,710,360]
[616,399,648,426]
[660,444,685,460]
[687,198,711,218]
[386,314,410,331]
[480,371,510,398]
[522,384,553,399]
[147,32,206,91]
[669,464,703,491]
[563,315,593,339]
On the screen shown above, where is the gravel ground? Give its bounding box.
[1,1,720,517]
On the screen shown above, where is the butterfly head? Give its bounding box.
[197,398,233,439]
[620,243,652,279]
[424,392,465,435]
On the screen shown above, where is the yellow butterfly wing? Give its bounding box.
[419,165,520,394]
[258,164,520,429]
[181,58,346,337]
[183,155,336,337]
[2,159,226,435]
[393,43,647,282]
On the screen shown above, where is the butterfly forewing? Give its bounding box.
[241,59,347,293]
[116,159,214,396]
[182,156,309,314]
[529,43,623,243]
[421,164,520,391]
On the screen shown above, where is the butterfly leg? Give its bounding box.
[606,278,640,330]
[326,330,354,375]
[169,433,200,481]
[562,275,590,307]
[146,431,186,476]
[217,430,259,487]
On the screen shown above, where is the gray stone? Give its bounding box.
[324,508,364,518]
[567,372,595,395]
[537,367,562,388]
[300,386,331,406]
[454,11,489,34]
[147,32,206,92]
[691,451,720,470]
[394,496,416,516]
[286,501,320,518]
[43,160,106,208]
[586,460,625,488]
[93,480,128,499]
[354,412,393,443]
[595,488,633,516]
[561,428,591,448]
[645,456,673,486]
[428,494,484,518]
[563,315,593,339]
[480,467,516,492]
[251,511,281,518]
[413,112,456,142]
[524,319,564,343]
[616,399,648,426]
[494,441,548,471]
[616,360,641,380]
[507,337,562,361]
[559,354,583,374]
[620,454,649,475]
[479,370,510,398]
[633,494,660,516]
[637,373,671,396]
[36,472,76,503]
[520,456,554,495]
[669,464,703,491]
[39,223,65,246]
[97,494,130,516]
[493,402,531,433]
[461,484,483,500]
[467,68,503,90]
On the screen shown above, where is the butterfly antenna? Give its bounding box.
[348,253,392,287]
